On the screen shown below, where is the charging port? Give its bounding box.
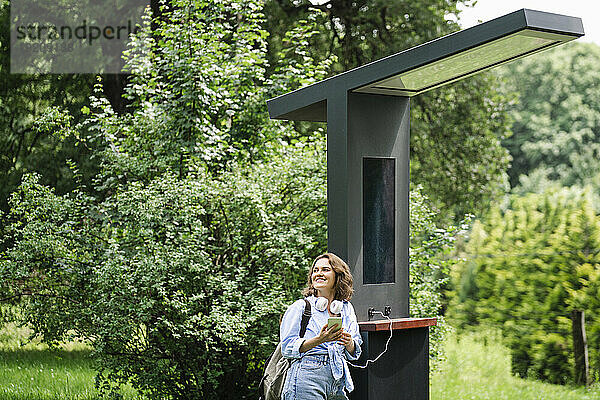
[368,307,375,320]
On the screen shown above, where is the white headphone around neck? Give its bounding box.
[315,297,343,314]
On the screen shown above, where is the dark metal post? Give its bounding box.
[345,92,410,321]
[327,92,349,260]
[349,319,436,400]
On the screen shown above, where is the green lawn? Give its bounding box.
[0,322,142,400]
[0,349,144,400]
[432,330,600,400]
[1,322,599,399]
[2,349,103,400]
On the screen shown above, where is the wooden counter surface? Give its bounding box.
[358,317,437,332]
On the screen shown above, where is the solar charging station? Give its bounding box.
[267,9,584,400]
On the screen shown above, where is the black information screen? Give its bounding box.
[363,157,395,284]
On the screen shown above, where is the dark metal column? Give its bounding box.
[349,318,436,400]
[345,92,410,321]
[327,92,349,261]
[350,328,430,400]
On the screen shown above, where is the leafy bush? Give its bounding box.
[1,143,327,399]
[449,187,600,385]
[409,185,469,368]
[0,0,473,397]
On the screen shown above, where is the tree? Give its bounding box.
[497,42,600,194]
[0,0,98,218]
[1,0,476,397]
[449,187,600,385]
[2,1,330,398]
[264,0,512,220]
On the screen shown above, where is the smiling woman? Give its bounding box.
[278,253,362,400]
[304,254,354,302]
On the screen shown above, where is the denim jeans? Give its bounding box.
[282,354,349,400]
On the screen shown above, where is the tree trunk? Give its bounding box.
[102,73,130,114]
[571,310,590,386]
[101,0,167,114]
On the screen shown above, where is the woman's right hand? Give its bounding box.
[317,323,343,344]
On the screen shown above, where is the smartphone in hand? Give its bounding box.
[328,317,342,332]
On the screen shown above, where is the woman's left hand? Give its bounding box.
[337,331,355,353]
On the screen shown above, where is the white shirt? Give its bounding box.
[279,295,363,392]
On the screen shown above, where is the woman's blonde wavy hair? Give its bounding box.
[302,253,354,301]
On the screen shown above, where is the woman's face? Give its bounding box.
[311,257,336,295]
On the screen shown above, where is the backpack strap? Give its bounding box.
[299,298,311,338]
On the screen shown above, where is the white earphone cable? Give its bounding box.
[347,311,393,369]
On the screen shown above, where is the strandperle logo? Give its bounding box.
[10,0,148,74]
[15,20,141,46]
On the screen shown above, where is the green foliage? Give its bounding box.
[1,144,327,399]
[408,185,469,369]
[1,1,331,398]
[265,0,512,220]
[265,0,469,75]
[497,42,600,196]
[118,0,272,176]
[432,330,600,400]
[449,187,600,385]
[0,0,95,215]
[0,0,478,397]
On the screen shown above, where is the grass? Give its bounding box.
[432,329,600,400]
[0,321,144,400]
[1,349,105,400]
[2,320,600,399]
